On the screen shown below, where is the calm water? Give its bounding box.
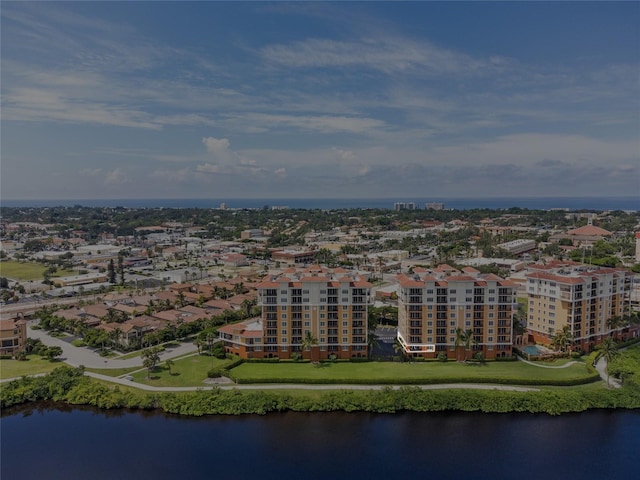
[2,196,638,211]
[2,405,638,480]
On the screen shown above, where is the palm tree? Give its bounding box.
[462,328,476,362]
[367,331,380,358]
[393,337,406,362]
[454,328,465,362]
[165,358,175,375]
[301,331,319,363]
[599,337,618,388]
[551,325,573,352]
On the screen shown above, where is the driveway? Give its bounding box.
[27,320,198,369]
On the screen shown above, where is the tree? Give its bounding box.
[551,325,573,352]
[117,251,125,285]
[301,331,319,362]
[45,345,63,361]
[454,328,465,362]
[141,346,162,379]
[107,259,116,284]
[165,358,175,375]
[599,337,618,388]
[367,331,380,358]
[393,337,407,362]
[455,328,476,362]
[462,329,477,362]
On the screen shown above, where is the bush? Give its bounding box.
[437,352,448,362]
[207,368,223,378]
[71,339,85,347]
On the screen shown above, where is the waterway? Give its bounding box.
[2,405,638,479]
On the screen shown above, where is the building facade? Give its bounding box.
[525,263,633,350]
[0,318,27,356]
[396,266,517,359]
[230,266,372,360]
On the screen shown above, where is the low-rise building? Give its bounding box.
[0,318,27,356]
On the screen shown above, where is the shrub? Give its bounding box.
[207,368,223,378]
[437,352,448,362]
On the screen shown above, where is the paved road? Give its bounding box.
[27,320,198,369]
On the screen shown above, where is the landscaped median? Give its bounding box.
[223,358,600,387]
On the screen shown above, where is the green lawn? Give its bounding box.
[85,366,142,377]
[131,354,237,387]
[0,355,65,379]
[0,260,77,281]
[229,360,594,384]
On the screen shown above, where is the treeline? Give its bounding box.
[3,366,640,416]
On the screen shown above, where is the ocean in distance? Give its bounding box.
[2,196,638,211]
[2,405,638,480]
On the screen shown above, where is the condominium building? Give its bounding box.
[224,266,372,360]
[396,265,517,359]
[525,262,633,350]
[0,318,27,357]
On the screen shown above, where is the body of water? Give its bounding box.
[2,405,638,479]
[1,196,638,211]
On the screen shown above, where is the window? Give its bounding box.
[304,321,310,327]
[281,290,288,294]
[320,321,325,326]
[282,329,287,334]
[281,321,287,327]
[281,314,287,319]
[343,329,348,335]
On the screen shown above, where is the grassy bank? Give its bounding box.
[0,355,64,379]
[227,359,598,386]
[2,366,639,416]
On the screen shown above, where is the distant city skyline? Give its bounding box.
[1,2,638,200]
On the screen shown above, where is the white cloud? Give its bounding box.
[104,168,130,185]
[202,137,231,155]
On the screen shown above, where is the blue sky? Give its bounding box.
[1,2,638,200]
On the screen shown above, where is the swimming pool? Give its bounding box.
[522,345,544,355]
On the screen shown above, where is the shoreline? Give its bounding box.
[2,367,639,417]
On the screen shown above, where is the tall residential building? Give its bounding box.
[425,202,445,210]
[525,262,632,350]
[396,265,517,359]
[394,202,416,211]
[223,266,372,360]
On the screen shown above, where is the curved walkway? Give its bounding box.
[517,357,581,369]
[83,371,540,392]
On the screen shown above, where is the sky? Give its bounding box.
[1,1,639,200]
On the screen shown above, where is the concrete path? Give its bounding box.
[81,371,542,392]
[26,320,198,369]
[594,354,622,388]
[517,357,581,369]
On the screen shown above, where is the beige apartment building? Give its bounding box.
[525,262,633,350]
[0,318,27,357]
[397,265,517,359]
[242,266,372,360]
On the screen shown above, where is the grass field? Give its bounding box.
[0,260,77,281]
[131,354,237,387]
[229,359,594,384]
[0,355,64,379]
